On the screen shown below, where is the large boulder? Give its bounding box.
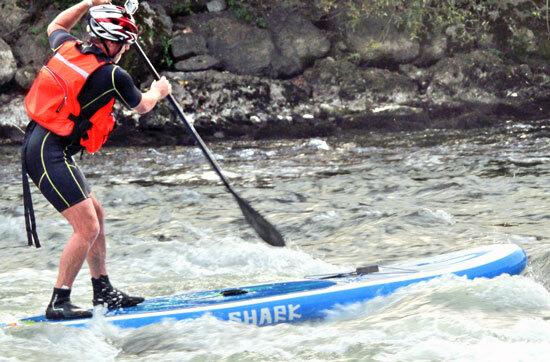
[171,33,208,59]
[415,33,448,67]
[206,0,227,12]
[0,0,27,43]
[11,8,59,72]
[0,95,28,142]
[419,49,550,122]
[174,55,220,71]
[361,68,419,104]
[177,8,330,78]
[0,38,17,87]
[303,57,419,111]
[148,2,174,34]
[148,0,209,16]
[12,32,49,72]
[342,16,420,66]
[15,65,36,90]
[184,13,275,76]
[119,2,174,83]
[426,50,532,105]
[267,7,330,78]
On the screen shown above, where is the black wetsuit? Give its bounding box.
[22,30,142,214]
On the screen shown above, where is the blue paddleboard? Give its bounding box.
[5,244,527,329]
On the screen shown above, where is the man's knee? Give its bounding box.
[95,203,105,224]
[76,217,101,244]
[90,196,105,223]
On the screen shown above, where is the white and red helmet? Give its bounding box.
[88,5,138,44]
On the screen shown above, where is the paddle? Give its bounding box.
[126,1,286,247]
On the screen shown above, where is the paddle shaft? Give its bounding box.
[133,41,285,247]
[134,42,234,193]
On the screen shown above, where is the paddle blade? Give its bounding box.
[235,196,285,247]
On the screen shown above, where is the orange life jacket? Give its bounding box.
[24,40,116,153]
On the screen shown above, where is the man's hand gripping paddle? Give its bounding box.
[124,0,286,247]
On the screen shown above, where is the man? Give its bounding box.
[21,0,172,320]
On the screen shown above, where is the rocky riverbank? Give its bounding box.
[1,0,549,146]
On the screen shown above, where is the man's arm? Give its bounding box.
[111,67,171,114]
[134,77,172,114]
[47,0,112,36]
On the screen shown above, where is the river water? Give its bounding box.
[0,120,549,361]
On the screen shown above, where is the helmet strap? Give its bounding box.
[99,39,124,59]
[99,38,113,58]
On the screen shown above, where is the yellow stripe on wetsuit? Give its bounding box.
[39,131,88,207]
[63,149,87,199]
[40,132,70,208]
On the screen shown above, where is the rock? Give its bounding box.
[148,2,174,35]
[0,96,28,142]
[477,32,498,50]
[201,15,274,76]
[145,69,320,139]
[119,2,173,83]
[174,55,220,71]
[267,7,330,78]
[0,38,17,86]
[415,34,448,67]
[15,66,37,90]
[11,8,59,71]
[207,0,227,12]
[426,50,530,105]
[138,103,176,129]
[0,0,27,43]
[171,33,208,59]
[362,68,419,104]
[180,10,329,78]
[371,104,423,116]
[517,64,533,80]
[514,27,537,53]
[269,83,286,104]
[12,32,49,71]
[148,0,209,16]
[342,16,420,65]
[304,57,362,92]
[399,64,431,91]
[304,57,419,110]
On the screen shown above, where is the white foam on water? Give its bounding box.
[416,208,456,225]
[0,215,26,245]
[1,249,548,360]
[306,139,331,151]
[119,235,344,285]
[104,186,157,204]
[311,210,341,223]
[103,289,549,362]
[236,149,256,158]
[37,273,537,361]
[1,323,119,361]
[115,315,322,360]
[0,268,56,286]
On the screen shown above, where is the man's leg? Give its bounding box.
[56,198,100,288]
[86,192,145,310]
[86,192,106,279]
[46,198,99,320]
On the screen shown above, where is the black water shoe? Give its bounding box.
[92,275,144,310]
[45,287,93,320]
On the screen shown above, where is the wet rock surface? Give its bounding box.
[0,38,17,87]
[341,16,420,66]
